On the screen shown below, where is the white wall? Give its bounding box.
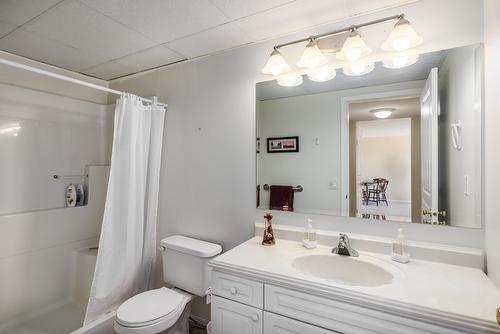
[438,45,483,228]
[358,119,412,203]
[109,0,485,262]
[484,0,500,287]
[258,93,341,215]
[0,83,112,214]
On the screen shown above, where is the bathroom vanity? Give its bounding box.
[209,237,500,334]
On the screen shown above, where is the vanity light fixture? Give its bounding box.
[383,54,419,69]
[343,62,375,76]
[277,73,303,87]
[307,66,337,82]
[370,108,395,119]
[262,48,291,76]
[261,13,423,84]
[381,15,423,52]
[337,28,372,61]
[296,39,328,68]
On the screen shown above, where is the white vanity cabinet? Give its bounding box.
[210,271,486,334]
[264,312,340,334]
[211,272,341,334]
[211,295,338,334]
[211,296,263,334]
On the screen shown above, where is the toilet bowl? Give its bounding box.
[114,236,222,334]
[114,288,192,334]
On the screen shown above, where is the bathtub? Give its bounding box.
[69,247,117,334]
[70,247,98,310]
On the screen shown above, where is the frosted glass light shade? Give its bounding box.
[381,17,423,52]
[307,66,337,82]
[296,39,328,69]
[277,74,303,87]
[262,49,291,76]
[383,54,419,69]
[371,108,395,119]
[343,62,374,76]
[337,30,372,61]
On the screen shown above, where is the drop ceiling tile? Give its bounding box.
[81,61,136,80]
[0,21,17,38]
[209,0,296,20]
[115,45,185,72]
[0,0,61,37]
[22,0,156,62]
[0,29,105,71]
[80,0,229,44]
[166,22,251,58]
[235,0,414,41]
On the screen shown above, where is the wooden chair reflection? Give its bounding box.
[367,178,389,206]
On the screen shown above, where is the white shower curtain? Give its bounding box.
[84,95,166,324]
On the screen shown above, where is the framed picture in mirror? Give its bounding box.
[267,136,299,153]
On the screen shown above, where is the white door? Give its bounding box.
[420,68,439,223]
[212,296,263,334]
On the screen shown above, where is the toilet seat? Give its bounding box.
[114,287,192,334]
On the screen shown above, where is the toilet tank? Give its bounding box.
[160,235,222,296]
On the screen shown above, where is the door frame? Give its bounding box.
[340,87,423,216]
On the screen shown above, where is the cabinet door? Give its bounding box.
[212,296,263,334]
[264,311,342,334]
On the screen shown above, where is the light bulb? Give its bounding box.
[337,29,372,61]
[370,108,395,119]
[262,49,291,76]
[343,62,374,76]
[296,39,328,69]
[277,74,303,87]
[307,66,337,82]
[392,36,411,51]
[383,54,419,69]
[382,17,423,52]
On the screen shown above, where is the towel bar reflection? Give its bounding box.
[263,184,303,192]
[53,174,88,180]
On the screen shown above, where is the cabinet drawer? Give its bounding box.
[212,296,263,334]
[264,311,341,334]
[265,285,463,334]
[212,271,263,308]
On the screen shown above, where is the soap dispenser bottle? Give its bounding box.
[391,228,410,263]
[302,218,317,249]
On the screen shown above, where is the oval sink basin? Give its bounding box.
[292,254,394,287]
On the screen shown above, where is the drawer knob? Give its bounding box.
[230,287,237,295]
[251,314,259,322]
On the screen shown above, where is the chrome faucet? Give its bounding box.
[332,233,359,257]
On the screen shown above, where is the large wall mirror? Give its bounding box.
[256,43,483,228]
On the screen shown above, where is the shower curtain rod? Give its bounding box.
[0,58,168,107]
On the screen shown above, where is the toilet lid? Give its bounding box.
[116,287,184,326]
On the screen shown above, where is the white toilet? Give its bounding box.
[114,235,222,334]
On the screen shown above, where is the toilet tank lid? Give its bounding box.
[161,235,222,258]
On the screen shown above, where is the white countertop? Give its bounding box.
[209,237,500,332]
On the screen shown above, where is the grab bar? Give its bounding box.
[262,184,303,192]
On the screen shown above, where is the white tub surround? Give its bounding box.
[209,237,500,334]
[0,166,109,333]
